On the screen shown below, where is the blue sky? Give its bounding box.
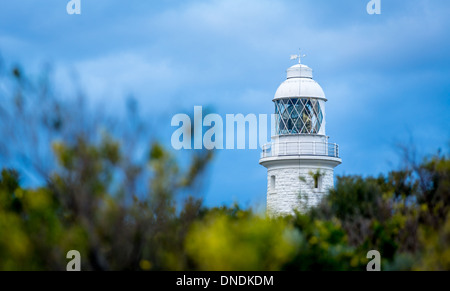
[1,0,449,209]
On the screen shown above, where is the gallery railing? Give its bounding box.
[261,142,340,159]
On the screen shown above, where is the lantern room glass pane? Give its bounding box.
[275,98,323,135]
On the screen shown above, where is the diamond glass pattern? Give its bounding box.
[275,98,323,134]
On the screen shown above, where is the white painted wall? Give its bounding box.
[266,166,334,216]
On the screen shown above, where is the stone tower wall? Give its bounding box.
[266,167,334,216]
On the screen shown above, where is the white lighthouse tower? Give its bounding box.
[260,54,342,216]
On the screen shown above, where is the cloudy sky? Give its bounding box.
[1,0,449,208]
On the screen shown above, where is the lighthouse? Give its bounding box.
[260,54,342,216]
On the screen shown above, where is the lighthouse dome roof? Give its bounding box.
[274,64,326,101]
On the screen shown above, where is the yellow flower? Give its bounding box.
[14,188,24,199]
[140,260,152,271]
[309,236,318,245]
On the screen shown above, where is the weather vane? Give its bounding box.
[290,49,306,64]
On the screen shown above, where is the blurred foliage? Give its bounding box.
[0,62,449,271]
[186,208,300,271]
